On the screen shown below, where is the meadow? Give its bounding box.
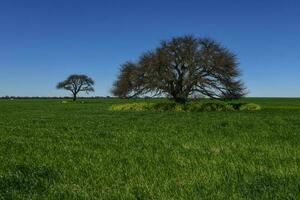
[0,98,299,199]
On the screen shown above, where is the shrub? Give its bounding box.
[110,102,261,112]
[110,102,153,111]
[239,103,261,111]
[200,102,235,111]
[174,104,184,112]
[228,102,245,110]
[151,102,177,111]
[182,102,203,112]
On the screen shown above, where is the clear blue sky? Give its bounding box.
[0,0,299,97]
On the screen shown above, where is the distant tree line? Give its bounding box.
[0,96,109,99]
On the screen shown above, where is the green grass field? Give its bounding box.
[0,98,299,199]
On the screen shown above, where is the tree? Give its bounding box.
[112,35,246,103]
[57,74,95,101]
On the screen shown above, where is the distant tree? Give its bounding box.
[57,74,95,101]
[112,35,246,103]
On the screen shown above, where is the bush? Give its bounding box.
[182,102,203,112]
[228,102,245,110]
[151,102,177,111]
[110,101,261,112]
[239,103,261,111]
[110,102,153,111]
[200,102,234,111]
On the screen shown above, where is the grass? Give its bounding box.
[0,98,299,199]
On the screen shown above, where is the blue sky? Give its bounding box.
[0,0,299,97]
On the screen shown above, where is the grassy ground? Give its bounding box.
[0,98,299,199]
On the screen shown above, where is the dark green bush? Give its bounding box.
[228,102,245,110]
[228,102,261,111]
[151,102,177,111]
[200,102,234,111]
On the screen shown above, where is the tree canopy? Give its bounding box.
[57,74,95,101]
[112,35,246,103]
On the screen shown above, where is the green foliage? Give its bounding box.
[151,102,178,111]
[110,101,260,112]
[110,102,154,111]
[240,103,262,111]
[228,102,245,110]
[198,102,235,112]
[0,98,299,199]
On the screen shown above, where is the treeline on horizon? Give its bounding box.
[0,96,217,100]
[0,96,110,99]
[0,96,176,100]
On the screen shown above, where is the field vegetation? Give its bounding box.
[109,101,261,112]
[0,98,299,199]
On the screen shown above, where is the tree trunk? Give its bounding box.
[73,93,77,101]
[174,97,187,104]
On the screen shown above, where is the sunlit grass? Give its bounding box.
[0,98,299,199]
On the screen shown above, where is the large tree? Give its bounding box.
[57,74,95,101]
[112,35,246,103]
